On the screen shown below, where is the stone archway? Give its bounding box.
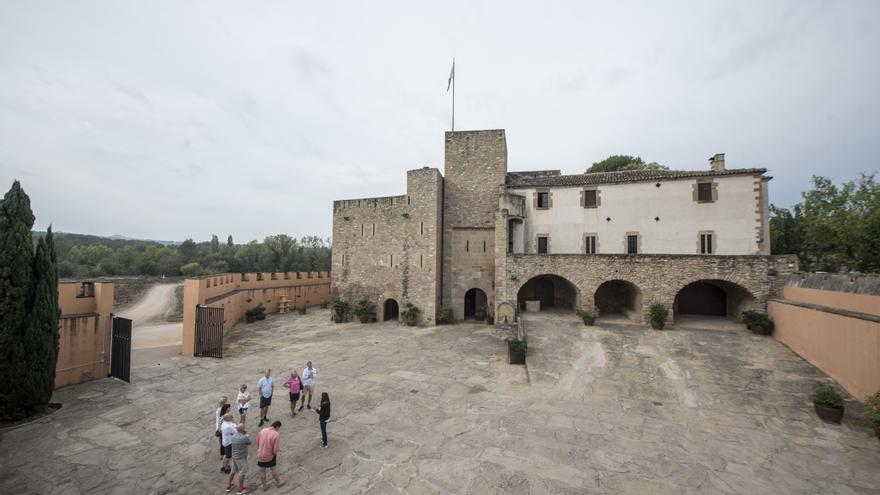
[517,274,578,312]
[383,299,399,321]
[464,288,488,319]
[674,279,757,320]
[594,280,643,322]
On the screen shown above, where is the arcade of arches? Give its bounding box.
[500,254,796,324]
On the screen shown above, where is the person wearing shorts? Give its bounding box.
[257,369,274,427]
[257,421,283,490]
[299,362,317,411]
[236,384,251,424]
[225,423,252,494]
[220,412,236,474]
[283,371,302,417]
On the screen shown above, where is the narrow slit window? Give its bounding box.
[466,240,469,252]
[420,222,424,235]
[372,223,376,235]
[361,224,364,236]
[390,254,393,267]
[483,240,486,252]
[420,254,423,268]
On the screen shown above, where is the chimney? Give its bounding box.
[709,153,725,172]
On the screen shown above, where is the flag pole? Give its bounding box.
[451,58,455,132]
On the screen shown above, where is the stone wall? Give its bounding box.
[497,253,798,323]
[442,130,507,318]
[331,168,443,323]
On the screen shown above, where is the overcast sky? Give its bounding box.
[1,1,877,243]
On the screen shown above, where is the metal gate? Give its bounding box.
[195,306,224,358]
[110,316,132,382]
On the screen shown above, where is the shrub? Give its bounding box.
[245,305,265,317]
[865,390,880,427]
[576,308,597,319]
[813,383,844,409]
[507,338,527,353]
[649,304,668,324]
[400,303,420,323]
[328,299,351,319]
[742,310,773,333]
[436,307,453,324]
[353,299,376,320]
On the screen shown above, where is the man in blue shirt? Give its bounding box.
[257,369,275,427]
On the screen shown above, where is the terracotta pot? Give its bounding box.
[333,314,344,323]
[814,404,844,424]
[650,320,665,330]
[405,319,417,327]
[508,348,526,365]
[358,315,370,324]
[246,315,257,323]
[752,325,771,336]
[582,316,596,326]
[256,314,266,321]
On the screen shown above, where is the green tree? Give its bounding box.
[0,182,58,420]
[25,227,59,413]
[0,181,35,420]
[771,174,879,273]
[586,155,668,173]
[178,238,198,263]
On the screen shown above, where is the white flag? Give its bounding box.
[447,59,455,91]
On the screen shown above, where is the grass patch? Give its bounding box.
[166,285,184,322]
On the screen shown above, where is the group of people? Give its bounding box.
[213,362,331,494]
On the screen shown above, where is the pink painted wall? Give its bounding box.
[56,282,115,388]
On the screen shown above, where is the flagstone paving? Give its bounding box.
[2,309,879,494]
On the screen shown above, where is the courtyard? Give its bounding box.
[2,310,879,494]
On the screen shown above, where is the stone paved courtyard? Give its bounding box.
[2,309,880,494]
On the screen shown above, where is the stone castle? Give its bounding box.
[331,129,796,324]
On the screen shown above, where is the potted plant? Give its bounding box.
[507,338,526,364]
[436,307,453,325]
[245,308,258,323]
[253,304,266,321]
[354,299,377,324]
[400,303,420,326]
[329,299,350,323]
[485,312,494,325]
[813,383,845,424]
[743,311,773,335]
[477,304,489,321]
[576,308,597,326]
[864,389,880,439]
[297,305,307,315]
[649,303,668,330]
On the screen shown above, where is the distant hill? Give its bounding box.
[33,231,179,247]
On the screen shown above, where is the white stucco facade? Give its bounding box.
[512,173,768,255]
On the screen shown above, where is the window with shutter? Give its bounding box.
[537,237,548,254]
[697,182,713,202]
[584,190,598,208]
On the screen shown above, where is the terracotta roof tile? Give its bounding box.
[505,168,766,187]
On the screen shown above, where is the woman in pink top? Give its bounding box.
[283,371,303,417]
[256,421,283,490]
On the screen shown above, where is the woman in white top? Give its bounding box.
[237,384,252,424]
[215,397,230,470]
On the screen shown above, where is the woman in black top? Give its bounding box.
[315,392,331,448]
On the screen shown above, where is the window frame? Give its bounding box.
[625,232,640,255]
[536,235,549,255]
[584,233,598,254]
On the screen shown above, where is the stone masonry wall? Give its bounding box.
[331,168,443,323]
[442,130,508,318]
[498,253,798,323]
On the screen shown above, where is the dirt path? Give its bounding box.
[116,283,182,365]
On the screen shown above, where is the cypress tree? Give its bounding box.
[0,181,36,420]
[25,228,60,413]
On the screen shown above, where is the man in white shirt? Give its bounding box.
[220,412,237,474]
[257,369,275,427]
[299,361,317,411]
[237,384,251,424]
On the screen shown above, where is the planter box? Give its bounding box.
[508,348,526,365]
[814,404,844,424]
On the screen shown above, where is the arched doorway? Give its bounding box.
[464,288,488,319]
[595,280,642,321]
[383,299,399,321]
[674,280,755,320]
[517,275,577,312]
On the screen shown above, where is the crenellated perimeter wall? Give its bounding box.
[182,272,330,356]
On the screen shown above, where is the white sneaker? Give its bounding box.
[321,445,327,449]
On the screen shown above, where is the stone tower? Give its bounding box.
[441,130,508,319]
